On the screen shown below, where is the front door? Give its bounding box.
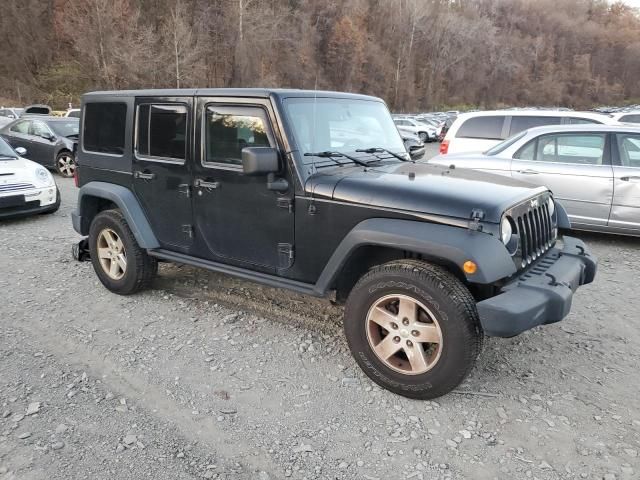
[511,132,613,228]
[29,120,57,167]
[132,97,194,252]
[610,132,640,234]
[192,99,294,272]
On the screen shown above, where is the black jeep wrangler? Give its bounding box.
[72,89,596,399]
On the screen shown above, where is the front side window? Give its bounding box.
[509,116,561,136]
[136,104,187,161]
[283,97,405,160]
[532,134,606,165]
[49,120,79,137]
[30,121,51,138]
[83,102,127,155]
[620,114,640,124]
[10,120,30,134]
[616,133,640,167]
[456,116,504,140]
[204,106,272,166]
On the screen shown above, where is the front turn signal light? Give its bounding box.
[463,261,477,275]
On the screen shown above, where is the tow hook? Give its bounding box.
[72,238,91,262]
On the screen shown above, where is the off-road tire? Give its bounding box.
[344,259,483,399]
[89,209,157,295]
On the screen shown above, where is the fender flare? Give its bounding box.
[73,181,159,249]
[313,218,516,294]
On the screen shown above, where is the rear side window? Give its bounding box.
[136,104,187,162]
[83,103,127,155]
[456,116,504,140]
[519,134,606,165]
[620,114,640,123]
[509,116,561,135]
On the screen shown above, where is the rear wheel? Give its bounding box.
[89,209,157,295]
[344,260,483,399]
[55,151,75,178]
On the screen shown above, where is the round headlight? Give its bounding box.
[501,217,513,245]
[547,197,555,217]
[35,167,52,184]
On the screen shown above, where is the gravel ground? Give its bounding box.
[1,175,639,480]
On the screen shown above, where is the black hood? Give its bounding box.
[306,162,547,223]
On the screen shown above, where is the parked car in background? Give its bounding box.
[0,116,78,177]
[393,117,437,142]
[429,124,640,236]
[65,108,81,118]
[0,107,24,120]
[400,130,425,159]
[610,111,640,124]
[0,136,60,218]
[0,117,12,128]
[440,110,617,155]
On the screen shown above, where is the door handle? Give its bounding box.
[620,176,640,182]
[194,179,220,190]
[134,171,156,180]
[517,169,539,175]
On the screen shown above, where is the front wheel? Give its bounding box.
[55,151,76,178]
[88,209,157,295]
[344,260,483,399]
[418,132,428,143]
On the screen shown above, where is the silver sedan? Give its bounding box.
[429,124,640,236]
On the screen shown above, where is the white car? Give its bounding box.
[440,110,618,155]
[393,118,437,142]
[610,111,640,124]
[0,137,60,219]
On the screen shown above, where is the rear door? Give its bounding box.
[132,97,194,252]
[610,132,640,234]
[511,132,613,228]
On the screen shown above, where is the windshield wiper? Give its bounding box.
[304,151,369,167]
[356,147,412,162]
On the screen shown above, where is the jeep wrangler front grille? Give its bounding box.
[508,193,556,269]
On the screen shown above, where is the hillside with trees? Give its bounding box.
[1,0,639,111]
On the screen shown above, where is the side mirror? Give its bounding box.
[15,147,27,156]
[404,138,426,160]
[242,147,279,176]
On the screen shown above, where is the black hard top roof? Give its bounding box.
[82,88,382,102]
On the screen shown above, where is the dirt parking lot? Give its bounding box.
[1,176,639,480]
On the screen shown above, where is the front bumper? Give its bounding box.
[477,236,597,337]
[0,186,59,219]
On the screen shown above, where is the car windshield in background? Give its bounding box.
[484,131,527,155]
[49,119,79,137]
[0,137,17,158]
[283,98,405,162]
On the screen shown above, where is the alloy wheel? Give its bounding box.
[365,294,443,375]
[96,228,127,280]
[57,154,75,177]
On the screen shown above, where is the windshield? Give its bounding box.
[484,130,527,155]
[283,98,405,163]
[49,119,79,137]
[0,136,17,158]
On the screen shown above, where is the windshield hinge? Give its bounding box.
[277,197,294,213]
[469,209,485,232]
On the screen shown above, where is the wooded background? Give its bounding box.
[1,0,639,111]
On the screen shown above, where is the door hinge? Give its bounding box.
[278,243,294,269]
[178,183,191,198]
[277,197,294,213]
[182,224,194,239]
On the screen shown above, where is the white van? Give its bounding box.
[439,110,617,155]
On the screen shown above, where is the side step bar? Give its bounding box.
[148,249,324,298]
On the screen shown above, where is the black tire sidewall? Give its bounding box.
[344,267,479,398]
[89,211,142,294]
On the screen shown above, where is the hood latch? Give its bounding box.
[469,209,485,232]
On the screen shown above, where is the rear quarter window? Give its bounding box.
[456,116,505,140]
[83,103,127,155]
[509,116,561,135]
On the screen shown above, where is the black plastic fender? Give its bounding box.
[313,218,516,294]
[555,201,571,229]
[72,181,160,249]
